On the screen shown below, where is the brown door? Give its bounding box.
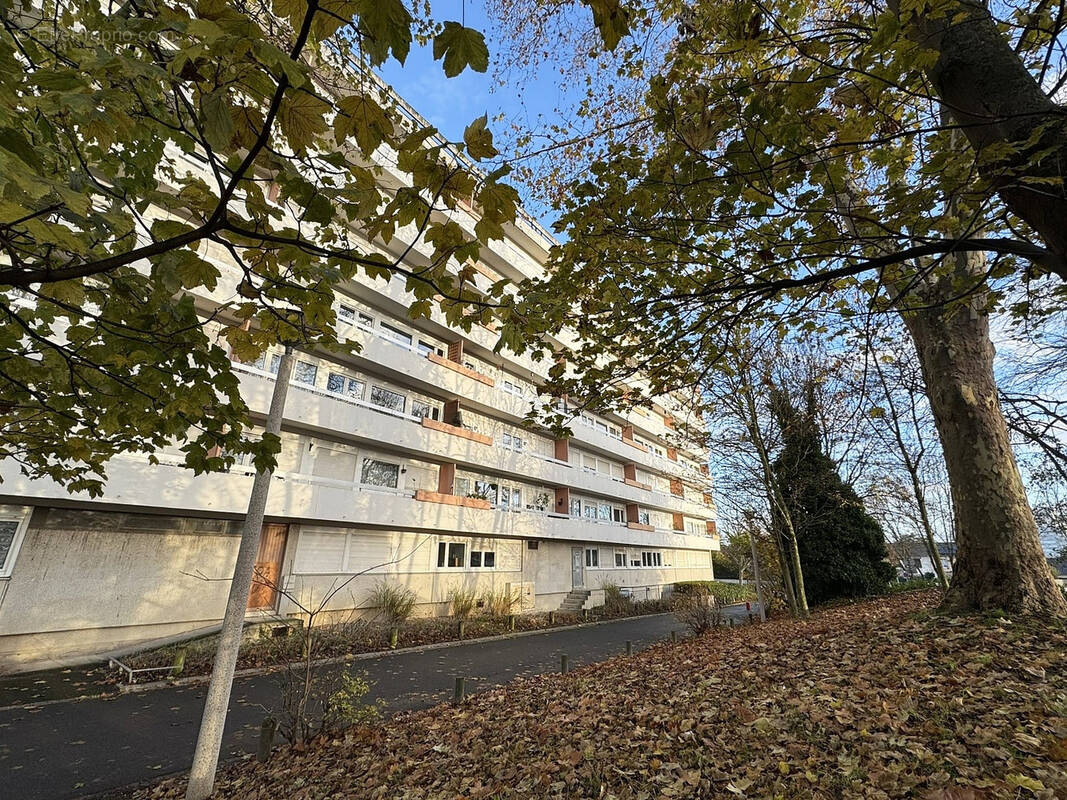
[247,524,288,610]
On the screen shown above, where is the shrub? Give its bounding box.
[323,671,381,732]
[673,580,754,605]
[446,585,478,620]
[887,577,940,594]
[673,585,723,635]
[481,587,520,618]
[601,582,632,614]
[367,581,417,626]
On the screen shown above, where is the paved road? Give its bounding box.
[0,609,755,800]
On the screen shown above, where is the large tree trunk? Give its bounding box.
[902,284,1066,615]
[888,0,1067,277]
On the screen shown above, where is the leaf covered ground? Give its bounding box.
[132,591,1067,799]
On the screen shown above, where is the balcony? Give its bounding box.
[0,456,718,552]
[235,366,711,519]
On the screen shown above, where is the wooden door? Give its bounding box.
[248,524,288,610]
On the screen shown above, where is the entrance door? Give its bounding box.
[248,524,289,610]
[571,547,584,588]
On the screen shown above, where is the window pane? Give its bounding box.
[456,477,470,496]
[570,498,581,516]
[598,503,610,521]
[0,521,17,569]
[511,488,521,509]
[370,385,406,413]
[361,458,399,488]
[412,400,430,419]
[346,379,364,399]
[475,481,498,504]
[268,354,282,374]
[483,551,495,568]
[470,551,482,568]
[294,361,318,385]
[381,322,412,346]
[499,486,511,507]
[327,373,345,394]
[338,304,356,320]
[447,543,465,567]
[615,552,626,567]
[583,502,597,520]
[437,542,446,568]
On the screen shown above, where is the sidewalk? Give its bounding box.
[0,610,756,800]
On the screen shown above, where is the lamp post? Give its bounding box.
[186,344,295,800]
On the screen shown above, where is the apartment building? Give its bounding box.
[0,85,718,673]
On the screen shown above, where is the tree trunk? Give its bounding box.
[888,0,1067,277]
[902,288,1066,615]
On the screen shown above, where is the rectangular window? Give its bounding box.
[447,542,466,567]
[469,550,495,568]
[252,352,282,374]
[474,480,498,504]
[0,507,30,577]
[456,477,471,496]
[500,486,521,509]
[483,551,495,568]
[570,498,581,517]
[358,311,374,326]
[293,360,318,385]
[639,509,651,526]
[502,432,525,451]
[327,373,364,399]
[338,304,356,321]
[583,501,598,520]
[417,340,443,357]
[614,551,626,568]
[585,548,599,568]
[380,322,413,346]
[361,458,399,489]
[598,503,611,521]
[612,507,626,524]
[370,385,406,414]
[412,399,439,420]
[470,550,482,568]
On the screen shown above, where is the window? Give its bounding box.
[502,379,525,397]
[641,551,663,567]
[252,352,282,374]
[370,385,406,414]
[327,373,364,399]
[293,360,318,385]
[358,311,374,326]
[585,548,599,568]
[0,507,30,578]
[638,509,651,526]
[499,486,522,510]
[380,322,413,346]
[598,503,611,521]
[612,507,626,524]
[607,425,622,440]
[570,498,581,517]
[437,541,467,568]
[474,480,498,504]
[685,520,704,537]
[411,399,440,420]
[583,501,598,520]
[417,339,443,357]
[502,432,525,452]
[470,550,496,568]
[338,304,356,322]
[614,550,627,568]
[361,458,399,489]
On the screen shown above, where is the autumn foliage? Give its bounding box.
[133,591,1067,799]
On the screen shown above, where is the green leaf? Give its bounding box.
[356,0,413,65]
[581,0,631,51]
[432,22,489,78]
[463,114,498,160]
[201,89,234,151]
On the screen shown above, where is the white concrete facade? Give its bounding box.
[0,86,718,673]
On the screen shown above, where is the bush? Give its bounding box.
[601,582,632,614]
[887,577,940,594]
[673,585,723,635]
[673,580,754,605]
[323,671,381,732]
[367,581,417,626]
[446,585,478,620]
[481,587,520,618]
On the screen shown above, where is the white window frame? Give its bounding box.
[584,548,599,568]
[437,540,467,569]
[293,360,318,386]
[614,550,627,568]
[0,506,31,578]
[360,458,400,489]
[469,549,497,569]
[370,384,406,414]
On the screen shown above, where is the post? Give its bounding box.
[507,614,515,631]
[453,676,465,705]
[171,647,187,678]
[670,630,678,643]
[256,716,277,763]
[458,620,466,639]
[389,626,399,649]
[625,640,632,656]
[746,509,768,623]
[185,345,295,800]
[560,653,569,674]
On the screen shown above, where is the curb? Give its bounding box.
[118,612,679,694]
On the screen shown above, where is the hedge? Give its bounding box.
[672,580,755,605]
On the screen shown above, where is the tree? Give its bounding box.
[771,380,896,604]
[0,0,521,493]
[496,0,1067,615]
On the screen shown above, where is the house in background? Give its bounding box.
[0,77,719,674]
[890,540,956,580]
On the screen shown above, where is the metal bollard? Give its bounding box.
[560,653,569,674]
[625,640,632,656]
[257,716,277,763]
[458,620,466,639]
[671,630,678,643]
[389,626,399,649]
[453,676,465,705]
[508,614,516,631]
